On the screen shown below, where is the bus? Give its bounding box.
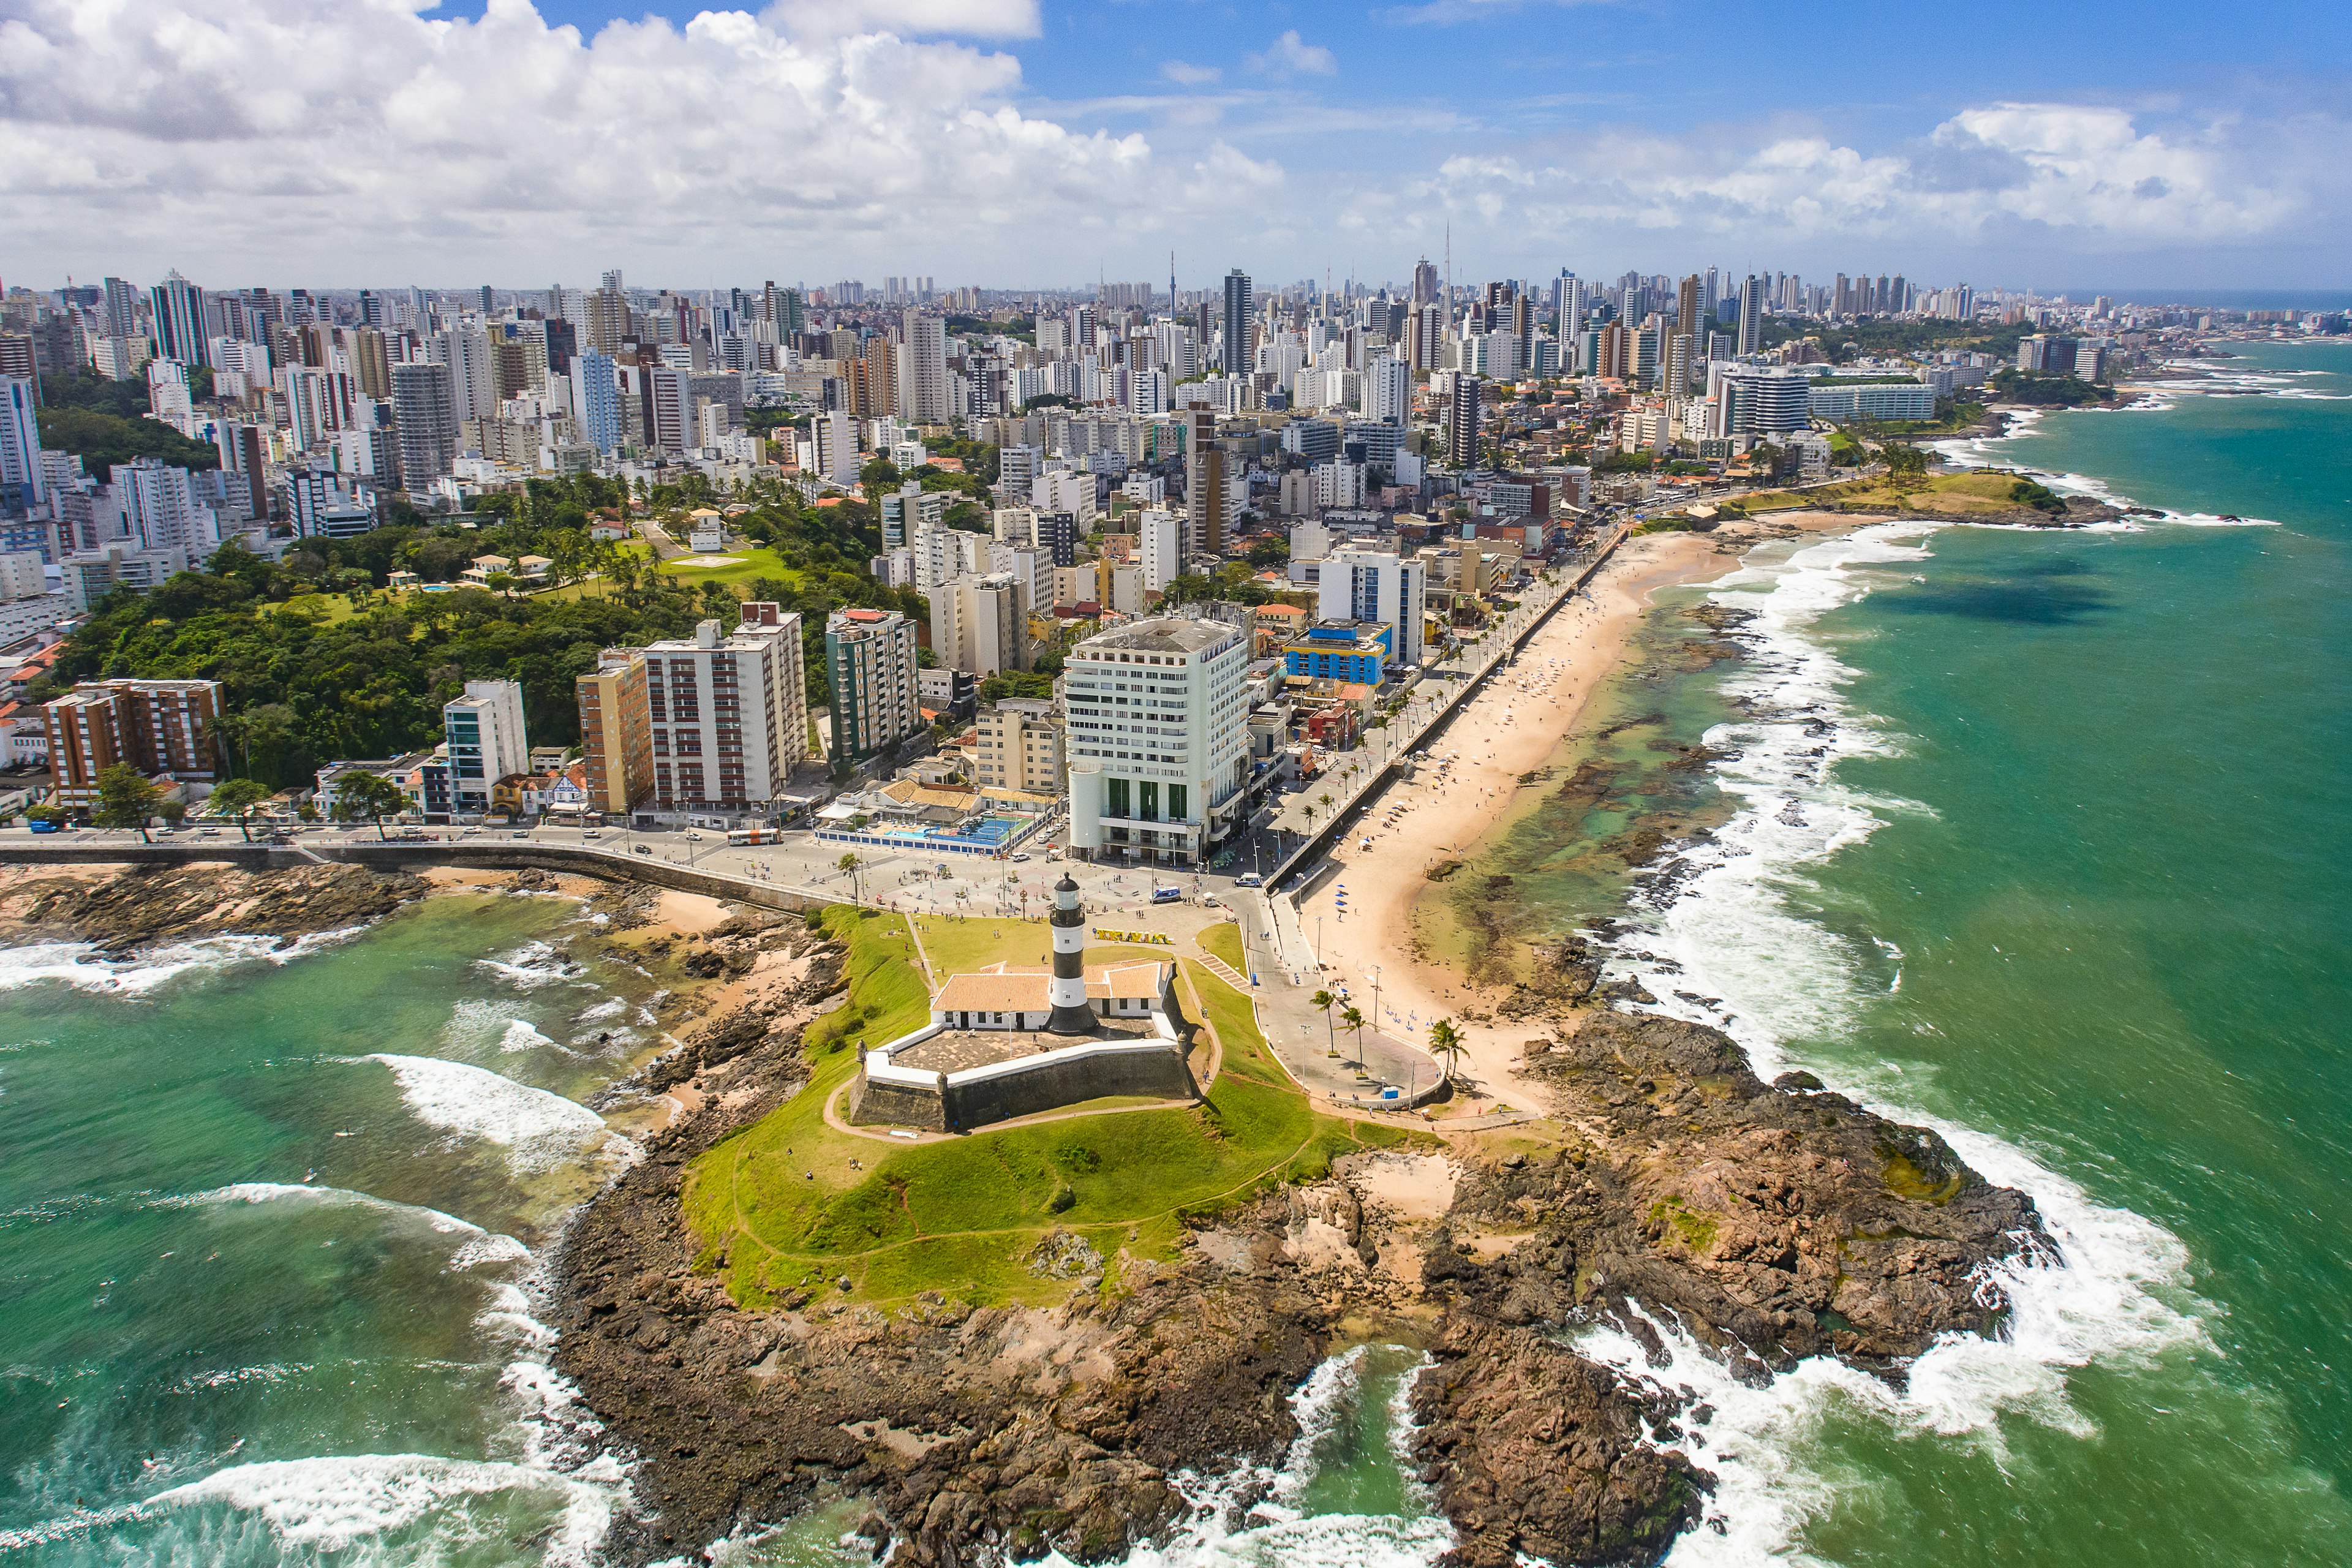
[727,825,785,846]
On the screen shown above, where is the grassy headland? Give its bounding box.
[680,907,1423,1309]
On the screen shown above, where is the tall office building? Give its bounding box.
[824,607,921,765]
[900,311,949,422]
[148,273,208,368]
[643,603,807,812]
[1444,374,1482,467]
[1738,275,1765,357]
[576,647,655,816]
[1061,616,1251,869]
[1412,258,1440,306]
[443,680,529,818]
[1220,270,1252,376]
[1182,409,1225,556]
[391,362,458,488]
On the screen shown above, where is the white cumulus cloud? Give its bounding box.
[0,0,1151,283]
[1245,29,1336,78]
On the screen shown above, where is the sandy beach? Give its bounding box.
[1292,511,1865,1109]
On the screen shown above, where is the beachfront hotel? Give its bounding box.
[1061,616,1251,869]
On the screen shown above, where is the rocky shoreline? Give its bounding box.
[548,926,2047,1567]
[0,859,431,952]
[0,860,2051,1564]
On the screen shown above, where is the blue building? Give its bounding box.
[576,350,622,453]
[1282,620,1392,686]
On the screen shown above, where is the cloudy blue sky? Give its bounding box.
[2,0,2346,293]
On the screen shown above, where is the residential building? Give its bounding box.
[576,646,655,816]
[1445,374,1482,466]
[1035,469,1096,531]
[1737,274,1765,357]
[1138,507,1183,592]
[149,273,208,367]
[1807,382,1937,423]
[643,602,808,814]
[1319,547,1428,670]
[114,458,216,556]
[392,361,458,488]
[974,696,1063,794]
[880,480,947,549]
[1716,367,1811,437]
[443,679,529,818]
[576,349,622,453]
[900,311,950,423]
[1221,270,1252,375]
[1062,615,1252,868]
[825,606,922,765]
[43,678,222,808]
[1362,353,1411,425]
[929,571,1028,678]
[1183,409,1225,555]
[0,377,42,516]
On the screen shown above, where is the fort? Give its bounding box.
[845,873,1197,1131]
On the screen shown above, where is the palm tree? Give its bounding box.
[837,851,863,903]
[1341,1004,1366,1069]
[1311,989,1339,1055]
[1427,1017,1466,1087]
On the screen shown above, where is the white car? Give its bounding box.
[1010,851,1030,862]
[1234,873,1264,888]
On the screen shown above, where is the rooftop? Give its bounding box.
[1078,616,1242,655]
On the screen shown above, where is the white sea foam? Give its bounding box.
[361,1054,622,1175]
[499,1019,563,1054]
[156,1182,480,1237]
[146,1452,619,1565]
[0,929,360,997]
[475,940,578,990]
[1589,525,2208,1562]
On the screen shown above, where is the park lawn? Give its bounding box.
[655,545,807,590]
[1833,470,2046,514]
[682,907,1420,1308]
[1195,921,1246,973]
[912,911,1177,981]
[265,592,366,627]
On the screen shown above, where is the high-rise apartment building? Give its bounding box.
[643,603,808,813]
[1318,548,1428,670]
[899,311,949,423]
[576,647,655,816]
[1062,616,1251,869]
[391,361,458,488]
[443,679,529,818]
[1363,353,1411,424]
[43,678,222,807]
[974,698,1063,794]
[824,607,921,766]
[149,273,208,368]
[929,571,1028,678]
[0,377,40,516]
[576,350,622,453]
[1138,507,1183,592]
[1220,270,1252,376]
[1444,374,1482,467]
[1738,275,1766,356]
[115,458,215,555]
[1182,409,1224,556]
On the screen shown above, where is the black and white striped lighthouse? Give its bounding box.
[1046,872,1093,1034]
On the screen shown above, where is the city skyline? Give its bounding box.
[3,0,2348,290]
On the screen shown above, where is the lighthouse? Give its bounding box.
[1046,872,1093,1034]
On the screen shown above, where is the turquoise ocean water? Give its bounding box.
[3,341,2348,1564]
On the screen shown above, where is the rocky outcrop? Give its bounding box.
[552,995,2047,1567]
[0,861,427,951]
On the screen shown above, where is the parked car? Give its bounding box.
[1234,872,1263,888]
[1010,851,1030,862]
[1151,886,1182,904]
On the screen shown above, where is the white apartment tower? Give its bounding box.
[900,311,950,423]
[1318,548,1428,671]
[1062,616,1251,868]
[642,602,808,813]
[444,679,529,818]
[1138,508,1183,592]
[929,571,1029,679]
